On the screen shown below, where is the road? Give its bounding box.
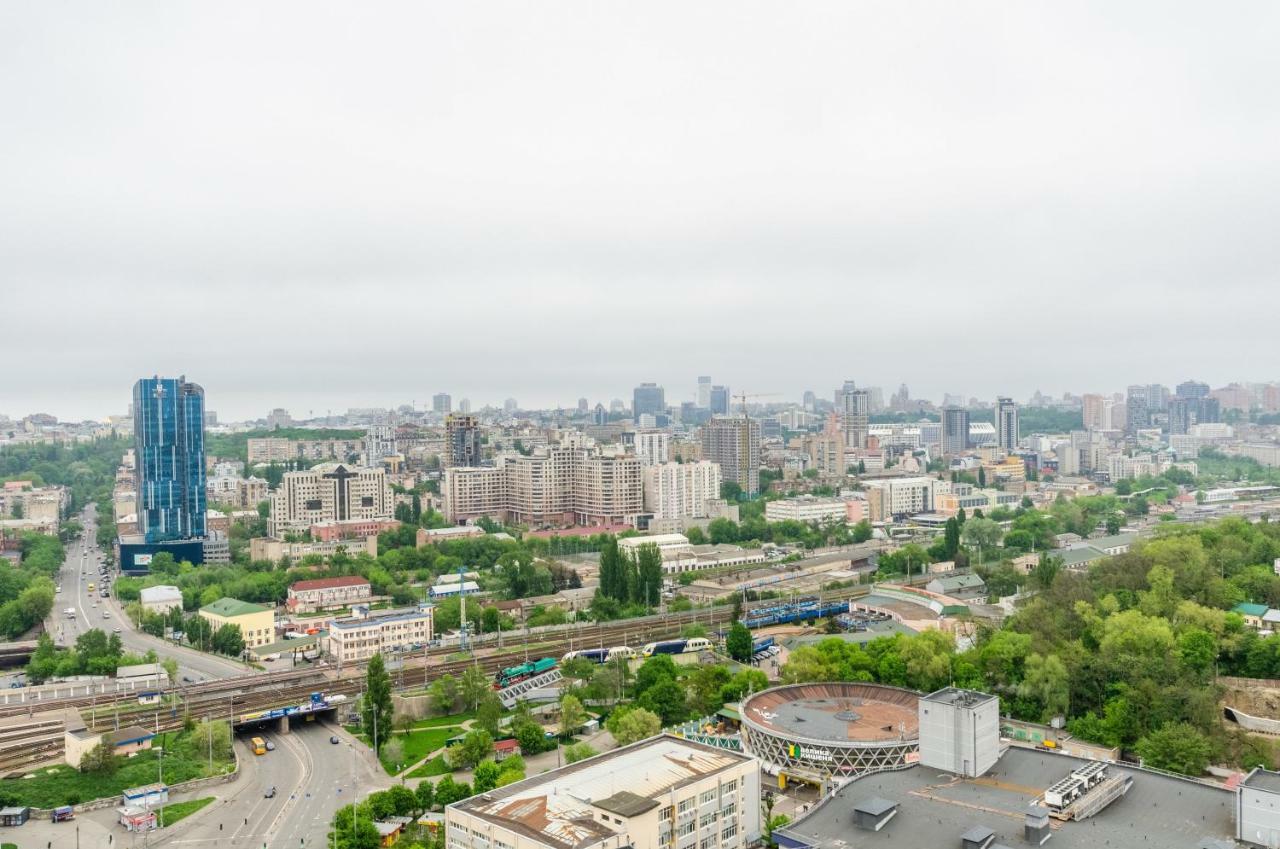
[53,504,251,682]
[156,720,390,849]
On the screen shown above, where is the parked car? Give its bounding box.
[264,786,277,798]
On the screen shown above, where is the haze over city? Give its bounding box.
[5,1,1280,418]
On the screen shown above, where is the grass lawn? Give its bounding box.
[405,755,452,779]
[379,727,457,774]
[0,732,233,808]
[408,712,476,728]
[158,796,215,827]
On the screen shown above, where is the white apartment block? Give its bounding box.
[443,448,644,527]
[446,735,760,849]
[207,473,268,509]
[269,463,393,537]
[247,437,364,464]
[633,430,671,467]
[764,495,858,524]
[863,476,939,521]
[325,607,434,665]
[644,461,722,520]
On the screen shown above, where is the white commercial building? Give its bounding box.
[764,495,860,524]
[269,463,393,537]
[139,585,183,616]
[446,735,760,849]
[326,606,434,665]
[862,476,940,521]
[644,461,722,521]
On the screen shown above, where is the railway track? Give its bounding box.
[0,586,875,773]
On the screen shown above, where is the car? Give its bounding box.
[182,676,193,683]
[329,736,340,744]
[265,740,275,751]
[102,611,110,619]
[264,787,277,798]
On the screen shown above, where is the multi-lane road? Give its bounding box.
[55,504,250,682]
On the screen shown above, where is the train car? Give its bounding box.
[642,638,712,657]
[495,657,558,689]
[562,648,611,664]
[752,636,775,653]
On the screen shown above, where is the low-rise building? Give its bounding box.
[445,735,760,849]
[198,597,275,649]
[764,495,864,524]
[326,606,434,665]
[310,517,401,541]
[249,535,379,564]
[286,576,372,613]
[416,526,485,545]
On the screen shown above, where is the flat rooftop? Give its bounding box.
[452,735,753,849]
[742,683,918,744]
[1243,767,1280,794]
[777,746,1234,849]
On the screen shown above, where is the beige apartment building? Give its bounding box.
[644,461,722,521]
[443,448,644,527]
[247,437,364,464]
[269,463,393,536]
[446,735,760,849]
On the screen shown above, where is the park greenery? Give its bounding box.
[26,629,177,682]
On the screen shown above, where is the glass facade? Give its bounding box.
[133,376,207,542]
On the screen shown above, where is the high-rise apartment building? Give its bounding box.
[269,463,393,536]
[266,407,292,429]
[710,385,731,416]
[444,414,481,468]
[432,393,452,414]
[458,398,471,414]
[133,376,207,543]
[942,407,970,455]
[633,382,665,422]
[1125,388,1149,434]
[503,398,518,414]
[1082,393,1109,431]
[697,375,712,408]
[995,397,1018,451]
[702,416,761,496]
[633,430,670,467]
[643,461,722,520]
[841,388,870,448]
[442,448,643,526]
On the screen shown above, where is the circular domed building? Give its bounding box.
[740,682,920,778]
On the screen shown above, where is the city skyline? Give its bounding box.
[2,369,1276,423]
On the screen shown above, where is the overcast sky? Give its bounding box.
[3,2,1278,421]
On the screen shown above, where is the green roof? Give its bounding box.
[200,597,272,618]
[1234,603,1269,617]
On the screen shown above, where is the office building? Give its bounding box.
[433,393,452,414]
[1176,380,1210,399]
[841,388,870,448]
[709,385,731,416]
[444,414,481,468]
[702,417,761,496]
[268,463,393,536]
[265,408,292,429]
[697,375,712,408]
[139,585,183,616]
[286,576,372,613]
[445,735,761,849]
[1125,387,1149,434]
[863,476,938,521]
[942,407,970,455]
[643,461,722,521]
[995,397,1018,451]
[326,606,434,665]
[198,597,274,649]
[593,403,608,426]
[133,376,207,543]
[764,495,865,524]
[633,383,665,422]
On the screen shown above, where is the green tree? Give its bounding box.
[559,694,588,736]
[961,517,1002,552]
[414,779,436,813]
[1018,653,1070,723]
[428,674,460,715]
[79,739,117,775]
[455,728,494,768]
[460,664,490,712]
[473,759,502,793]
[384,784,418,817]
[726,622,753,662]
[434,776,472,806]
[210,623,245,657]
[1135,723,1212,775]
[607,707,662,745]
[476,691,503,737]
[564,741,598,764]
[638,678,687,725]
[362,653,395,753]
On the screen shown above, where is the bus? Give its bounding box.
[251,737,267,755]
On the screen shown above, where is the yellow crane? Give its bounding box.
[733,392,780,418]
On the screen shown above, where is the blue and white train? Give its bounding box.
[640,637,712,657]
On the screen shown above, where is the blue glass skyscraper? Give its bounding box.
[133,375,207,543]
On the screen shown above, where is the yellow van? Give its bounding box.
[251,737,267,755]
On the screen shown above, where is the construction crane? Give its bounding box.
[734,392,780,418]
